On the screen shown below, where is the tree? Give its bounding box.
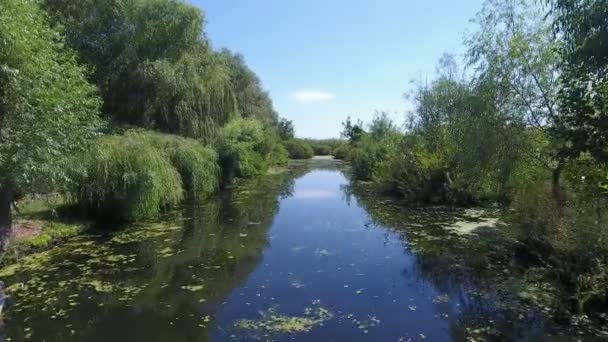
[0,0,102,248]
[341,116,365,143]
[467,0,565,201]
[44,0,238,141]
[368,111,399,139]
[220,49,279,126]
[549,0,608,164]
[277,118,295,140]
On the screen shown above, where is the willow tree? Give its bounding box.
[0,0,101,248]
[467,0,564,199]
[220,49,279,126]
[44,0,238,140]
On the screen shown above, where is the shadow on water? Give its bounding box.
[0,161,597,341]
[1,170,299,342]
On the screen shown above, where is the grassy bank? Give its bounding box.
[1,197,87,266]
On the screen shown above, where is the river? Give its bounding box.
[0,160,583,341]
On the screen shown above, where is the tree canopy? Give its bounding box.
[0,0,102,193]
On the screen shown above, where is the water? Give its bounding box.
[0,162,580,341]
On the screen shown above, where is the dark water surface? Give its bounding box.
[1,161,582,341]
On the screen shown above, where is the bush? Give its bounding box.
[71,133,184,221]
[311,144,331,156]
[218,118,287,183]
[348,133,401,181]
[71,130,222,221]
[332,143,350,160]
[137,131,220,203]
[284,139,314,159]
[510,173,608,315]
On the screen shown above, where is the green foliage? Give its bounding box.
[332,143,351,160]
[341,117,365,143]
[218,119,287,184]
[71,133,184,221]
[302,139,342,156]
[284,140,314,160]
[311,144,331,156]
[510,176,608,314]
[134,131,220,202]
[348,132,401,182]
[0,0,102,193]
[550,0,608,164]
[220,49,278,125]
[43,0,238,141]
[373,135,448,202]
[71,130,222,221]
[277,118,295,140]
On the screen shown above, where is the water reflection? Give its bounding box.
[1,162,588,341]
[3,170,297,342]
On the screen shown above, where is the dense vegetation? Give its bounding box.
[0,0,300,238]
[1,0,607,334]
[338,0,608,323]
[283,139,314,160]
[71,130,220,221]
[0,0,102,248]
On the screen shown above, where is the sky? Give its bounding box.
[192,0,485,138]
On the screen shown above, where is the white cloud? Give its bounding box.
[292,90,335,103]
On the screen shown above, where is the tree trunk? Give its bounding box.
[552,163,565,211]
[0,185,13,251]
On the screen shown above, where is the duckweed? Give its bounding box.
[234,305,333,335]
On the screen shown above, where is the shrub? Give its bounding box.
[135,131,220,203]
[332,143,350,160]
[218,118,287,183]
[71,133,184,221]
[70,130,222,221]
[510,174,608,315]
[284,139,314,159]
[348,133,401,181]
[311,143,332,156]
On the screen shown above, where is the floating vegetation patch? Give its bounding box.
[432,294,450,303]
[351,315,381,334]
[110,224,181,244]
[85,280,115,293]
[291,246,306,253]
[445,209,500,236]
[0,220,185,324]
[234,303,333,336]
[314,248,335,257]
[290,280,306,289]
[181,284,205,292]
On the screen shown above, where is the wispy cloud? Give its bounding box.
[292,90,336,103]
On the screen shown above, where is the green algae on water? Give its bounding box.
[234,305,333,335]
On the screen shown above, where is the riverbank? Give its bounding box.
[1,197,88,267]
[0,163,606,341]
[348,180,608,338]
[1,163,294,268]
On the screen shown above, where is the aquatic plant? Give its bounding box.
[234,305,333,335]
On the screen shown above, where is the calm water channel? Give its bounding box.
[1,161,585,341]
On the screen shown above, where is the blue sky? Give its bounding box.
[193,0,485,138]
